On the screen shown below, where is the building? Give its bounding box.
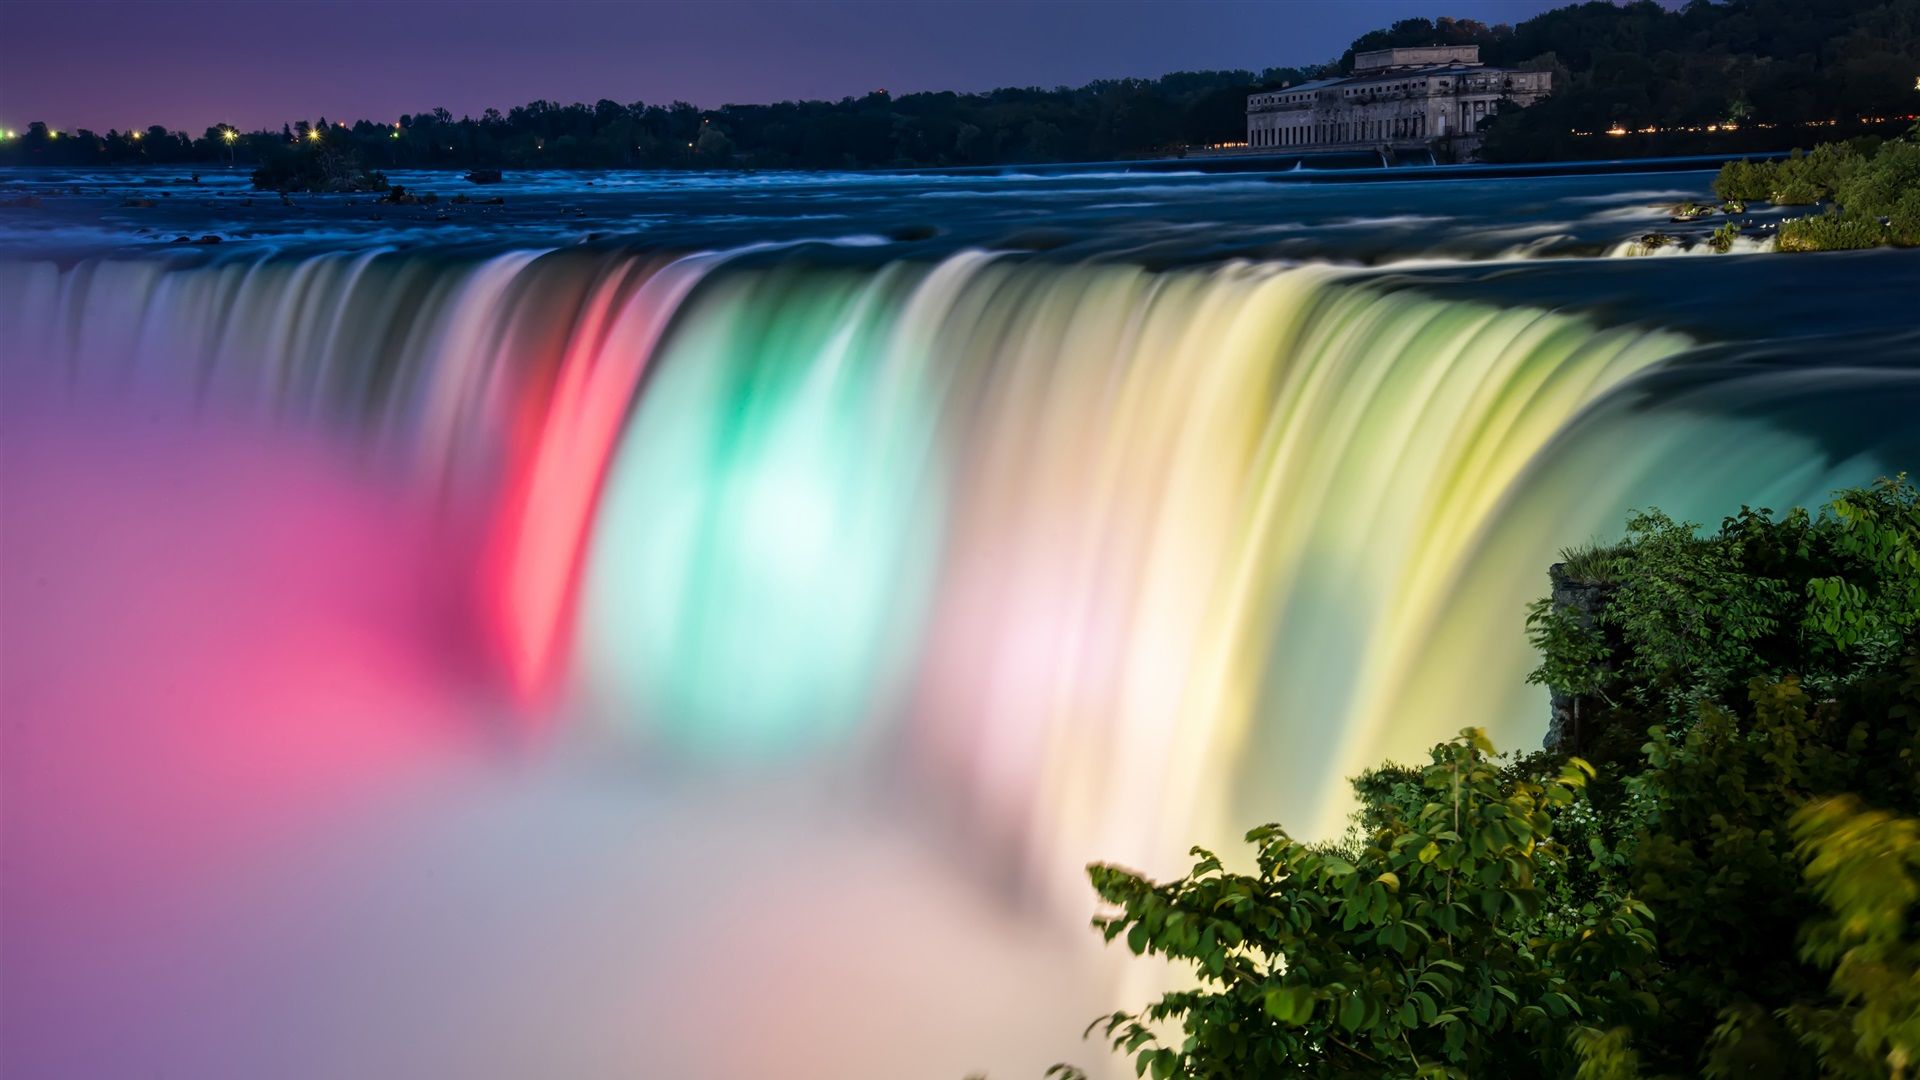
[1246,45,1550,161]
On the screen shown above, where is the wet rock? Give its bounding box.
[192,235,222,245]
[121,198,159,208]
[464,168,503,184]
[1541,563,1617,756]
[450,193,471,204]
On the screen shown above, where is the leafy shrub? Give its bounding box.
[1713,143,1874,208]
[1835,139,1920,219]
[1713,159,1772,203]
[1708,221,1741,253]
[1071,480,1920,1078]
[1778,210,1889,252]
[1771,176,1826,206]
[1889,187,1920,247]
[1531,478,1919,713]
[1063,732,1654,1080]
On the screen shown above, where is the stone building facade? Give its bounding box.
[1246,46,1550,160]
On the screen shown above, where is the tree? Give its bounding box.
[1059,733,1655,1079]
[1070,479,1920,1078]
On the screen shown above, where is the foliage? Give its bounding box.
[1712,133,1920,252]
[1781,795,1920,1078]
[1076,479,1920,1078]
[1708,220,1742,253]
[1716,143,1872,207]
[1066,731,1655,1079]
[1836,139,1920,219]
[1531,477,1920,715]
[249,143,389,193]
[1779,210,1891,252]
[1891,188,1920,247]
[8,1,1918,173]
[0,67,1326,173]
[1478,0,1920,164]
[1716,160,1774,203]
[1559,541,1633,585]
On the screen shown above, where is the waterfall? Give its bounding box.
[0,248,1888,900]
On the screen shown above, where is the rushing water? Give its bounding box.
[2,163,1917,1078]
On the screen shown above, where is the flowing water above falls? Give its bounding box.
[2,237,1915,1077]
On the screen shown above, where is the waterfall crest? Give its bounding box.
[10,248,1866,895]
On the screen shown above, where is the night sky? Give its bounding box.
[2,0,1573,133]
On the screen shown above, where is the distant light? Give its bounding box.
[306,128,322,142]
[391,130,400,139]
[131,131,142,140]
[222,128,237,143]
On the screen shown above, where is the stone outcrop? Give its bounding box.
[1542,562,1615,756]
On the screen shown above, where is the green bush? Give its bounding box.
[1778,210,1890,252]
[1712,143,1872,208]
[1712,136,1920,254]
[1071,479,1920,1079]
[1713,159,1772,203]
[1892,188,1920,247]
[1771,176,1827,206]
[1530,478,1919,714]
[1835,139,1920,218]
[1063,733,1655,1080]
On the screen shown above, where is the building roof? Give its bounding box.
[1354,45,1482,72]
[1252,62,1540,108]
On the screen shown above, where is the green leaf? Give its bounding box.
[1264,985,1313,1026]
[1338,992,1366,1032]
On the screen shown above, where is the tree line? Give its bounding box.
[0,0,1915,172]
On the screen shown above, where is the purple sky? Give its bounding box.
[2,0,1573,133]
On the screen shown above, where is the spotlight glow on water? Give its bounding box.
[0,240,1911,1079]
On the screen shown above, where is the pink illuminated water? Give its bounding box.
[2,245,1908,1079]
